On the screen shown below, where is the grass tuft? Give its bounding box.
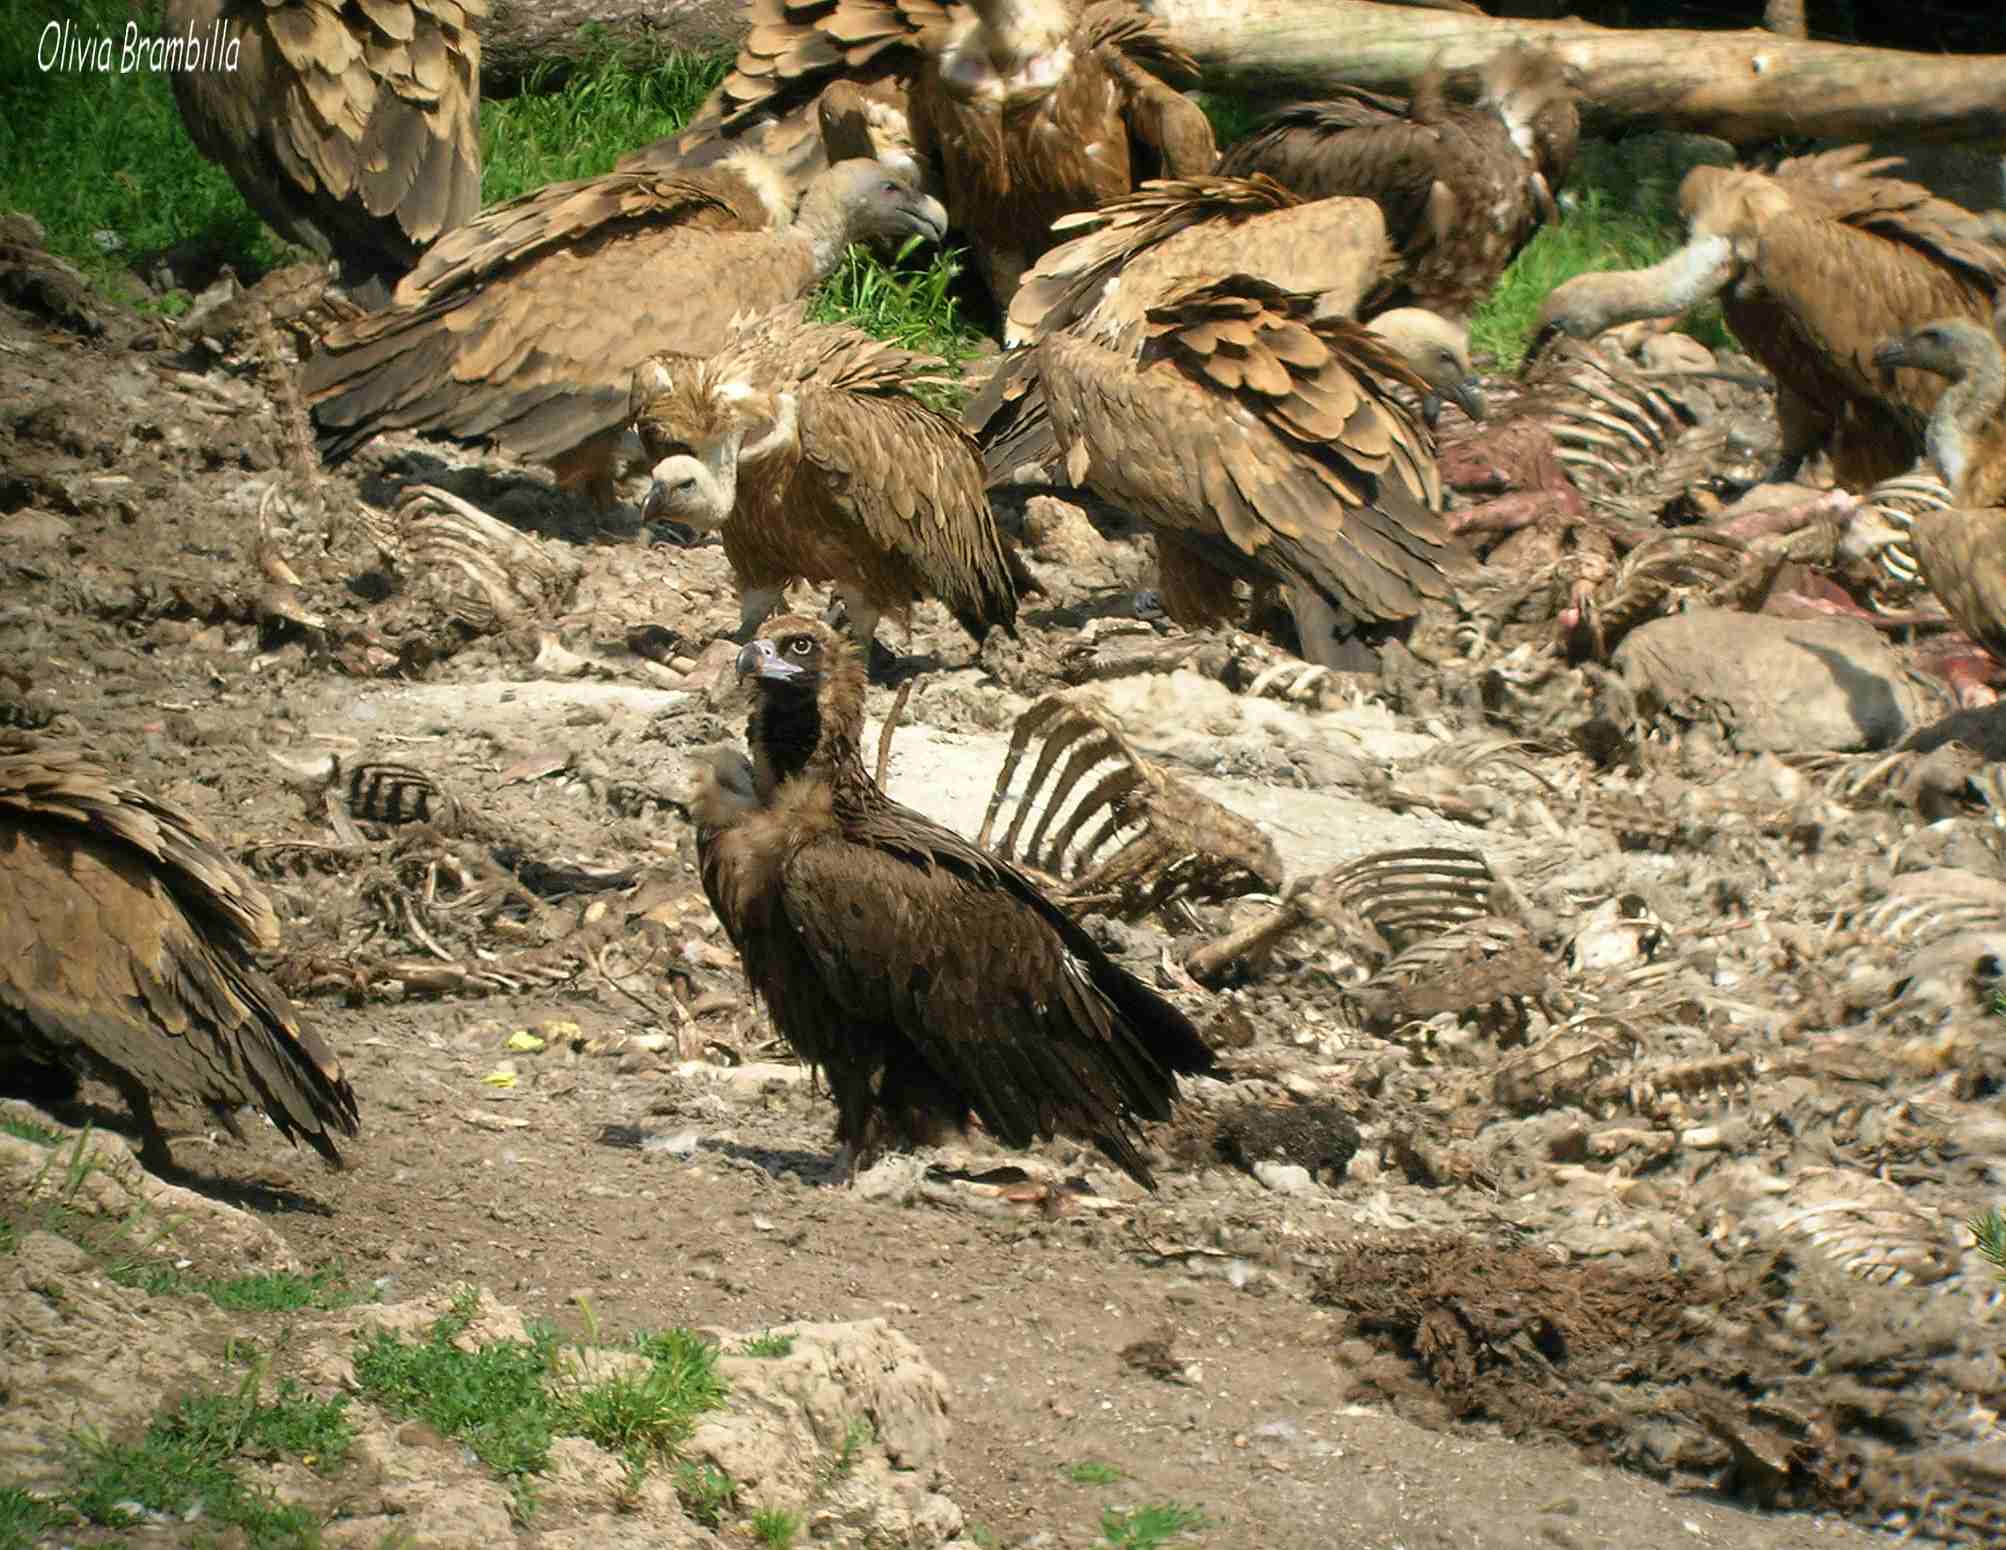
[111,1261,371,1313]
[752,1505,804,1549]
[63,1362,350,1547]
[0,1114,65,1147]
[809,239,991,398]
[0,1486,73,1548]
[675,1461,738,1527]
[1067,1459,1125,1485]
[1100,1502,1208,1550]
[1971,1207,2006,1278]
[736,1330,796,1359]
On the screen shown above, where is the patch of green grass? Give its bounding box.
[736,1330,796,1359]
[2,1128,175,1281]
[1100,1502,1208,1550]
[752,1505,803,1549]
[63,1363,350,1548]
[1067,1459,1126,1486]
[1470,134,1737,369]
[674,1461,738,1528]
[351,1286,561,1513]
[110,1261,371,1314]
[0,1113,64,1147]
[352,1288,728,1521]
[967,1522,998,1550]
[480,41,731,204]
[810,240,990,397]
[0,0,294,310]
[0,1486,74,1549]
[1195,91,1271,149]
[818,1416,874,1486]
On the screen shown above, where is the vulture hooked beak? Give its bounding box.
[1423,378,1488,429]
[1871,336,1915,381]
[899,192,951,248]
[737,637,807,684]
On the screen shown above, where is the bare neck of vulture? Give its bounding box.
[794,180,879,277]
[1926,342,2006,503]
[1536,232,1736,344]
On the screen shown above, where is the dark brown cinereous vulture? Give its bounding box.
[1871,313,2006,664]
[304,158,947,507]
[695,616,1216,1187]
[0,743,359,1173]
[1216,47,1577,324]
[906,0,1218,307]
[1534,146,2006,492]
[629,309,1020,651]
[165,0,485,294]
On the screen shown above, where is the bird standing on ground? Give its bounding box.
[165,0,487,300]
[629,309,1021,658]
[694,616,1216,1187]
[1533,146,2006,492]
[0,742,359,1174]
[305,158,948,509]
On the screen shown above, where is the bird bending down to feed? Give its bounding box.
[164,0,487,301]
[694,616,1216,1187]
[1870,314,2006,697]
[306,157,948,509]
[628,309,1022,661]
[1532,146,2006,492]
[0,741,359,1174]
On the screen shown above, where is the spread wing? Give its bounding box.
[167,0,485,283]
[0,745,359,1162]
[306,173,805,465]
[1037,274,1466,624]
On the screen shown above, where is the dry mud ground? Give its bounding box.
[3,274,2005,1549]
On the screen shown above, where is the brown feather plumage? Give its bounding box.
[165,0,485,290]
[1216,46,1577,323]
[305,159,948,507]
[1031,274,1471,656]
[906,0,1217,308]
[0,742,359,1173]
[1536,146,2006,492]
[696,616,1214,1187]
[632,310,1020,646]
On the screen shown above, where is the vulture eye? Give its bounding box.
[881,179,900,195]
[788,636,816,657]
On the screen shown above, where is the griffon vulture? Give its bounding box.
[1533,146,2006,491]
[973,175,1485,489]
[165,0,486,297]
[629,311,1021,656]
[0,742,360,1173]
[1020,274,1476,666]
[695,615,1216,1186]
[1215,46,1578,323]
[905,0,1218,308]
[1870,314,2006,671]
[305,158,948,507]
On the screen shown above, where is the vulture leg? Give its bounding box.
[110,1074,177,1174]
[1285,585,1379,673]
[735,586,787,644]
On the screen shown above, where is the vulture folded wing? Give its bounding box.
[776,819,1208,1178]
[168,0,485,279]
[308,202,813,464]
[1217,112,1449,248]
[0,748,359,1163]
[1080,2,1216,182]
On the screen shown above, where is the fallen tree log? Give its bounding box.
[483,0,743,96]
[1147,0,2006,148]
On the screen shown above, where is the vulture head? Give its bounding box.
[1873,316,2006,498]
[1478,45,1577,183]
[1523,163,1780,367]
[630,356,801,529]
[817,82,924,188]
[736,615,868,783]
[798,158,950,265]
[1366,307,1487,427]
[936,0,1076,110]
[1872,317,2003,385]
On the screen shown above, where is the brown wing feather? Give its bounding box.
[305,175,806,466]
[1035,276,1465,631]
[166,0,484,285]
[1911,505,2006,663]
[0,745,359,1166]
